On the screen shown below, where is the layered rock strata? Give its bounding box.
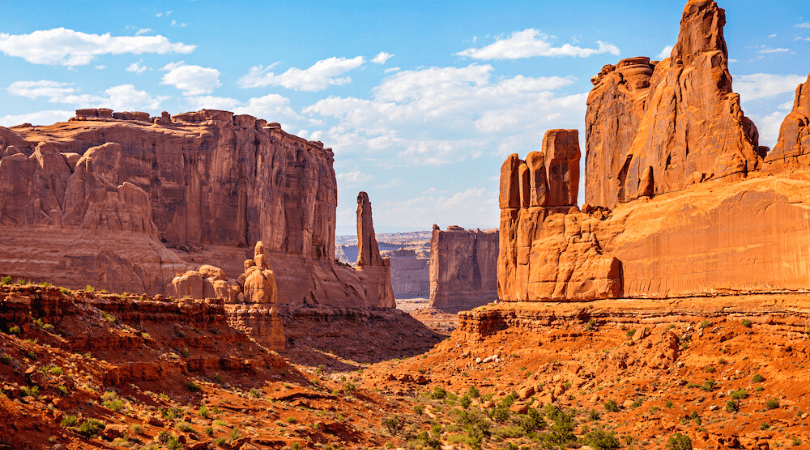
[0,109,394,308]
[429,225,498,309]
[585,0,762,209]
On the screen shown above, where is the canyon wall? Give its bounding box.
[0,109,394,308]
[429,225,498,309]
[498,0,810,303]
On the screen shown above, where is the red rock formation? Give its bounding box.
[428,225,498,309]
[585,0,761,208]
[0,109,394,308]
[765,72,810,166]
[353,192,396,308]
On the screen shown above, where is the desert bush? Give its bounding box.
[198,404,209,418]
[603,399,619,412]
[730,389,748,400]
[667,433,692,450]
[699,321,711,329]
[585,428,621,450]
[382,414,405,436]
[343,381,356,397]
[8,325,20,335]
[467,385,480,398]
[0,276,12,285]
[459,394,471,409]
[0,354,11,365]
[519,407,545,434]
[726,400,739,413]
[430,386,447,399]
[22,385,39,398]
[765,398,780,410]
[186,381,201,392]
[60,415,78,428]
[742,319,752,328]
[752,374,765,383]
[413,405,424,415]
[76,419,105,438]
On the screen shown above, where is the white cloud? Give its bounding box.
[384,67,400,73]
[455,29,620,60]
[336,170,375,186]
[376,187,499,229]
[372,52,393,64]
[657,45,674,59]
[757,47,790,54]
[8,80,167,111]
[375,178,401,189]
[749,111,789,148]
[769,34,777,38]
[735,73,807,102]
[182,93,307,130]
[161,61,221,96]
[796,37,810,42]
[135,28,153,36]
[95,65,106,69]
[0,110,73,127]
[171,20,188,28]
[238,56,365,91]
[126,60,148,74]
[797,22,810,28]
[303,64,584,165]
[0,28,195,66]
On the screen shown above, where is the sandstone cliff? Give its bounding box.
[429,225,498,309]
[585,0,762,209]
[765,72,810,167]
[0,109,394,308]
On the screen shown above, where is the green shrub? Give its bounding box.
[752,374,765,383]
[459,394,471,409]
[626,329,636,339]
[431,387,447,399]
[667,432,692,450]
[490,406,510,423]
[22,385,39,398]
[585,428,621,450]
[76,419,105,438]
[726,400,739,413]
[413,405,424,415]
[0,276,12,285]
[730,389,748,400]
[198,404,209,418]
[101,311,116,324]
[0,354,11,365]
[103,398,124,413]
[742,319,752,328]
[204,427,213,436]
[382,414,405,436]
[186,381,201,392]
[589,409,601,421]
[60,415,78,428]
[519,407,545,434]
[665,400,674,408]
[699,321,711,329]
[467,386,480,398]
[178,422,194,433]
[765,398,780,410]
[603,399,619,412]
[343,381,356,397]
[48,366,63,375]
[56,385,68,395]
[8,325,20,335]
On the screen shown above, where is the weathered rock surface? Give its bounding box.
[429,225,498,309]
[585,0,761,208]
[765,72,810,166]
[381,249,430,298]
[0,109,394,308]
[352,192,396,308]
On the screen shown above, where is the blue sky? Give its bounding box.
[1,0,808,235]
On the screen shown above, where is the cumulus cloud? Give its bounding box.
[384,67,400,73]
[375,187,499,229]
[303,64,584,165]
[238,56,365,91]
[0,28,195,66]
[455,29,620,60]
[0,110,74,127]
[797,22,810,28]
[161,61,221,96]
[8,80,167,111]
[735,73,807,102]
[757,47,790,54]
[126,60,148,74]
[336,170,375,186]
[657,45,674,59]
[372,52,393,64]
[135,28,153,36]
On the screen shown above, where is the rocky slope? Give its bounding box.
[0,109,394,308]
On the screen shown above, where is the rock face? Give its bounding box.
[498,1,810,302]
[353,192,396,308]
[0,109,394,308]
[429,225,498,309]
[585,0,761,209]
[381,249,431,298]
[765,72,810,166]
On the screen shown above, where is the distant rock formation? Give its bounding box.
[0,109,394,309]
[382,249,430,299]
[585,0,762,208]
[429,225,498,309]
[765,72,810,166]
